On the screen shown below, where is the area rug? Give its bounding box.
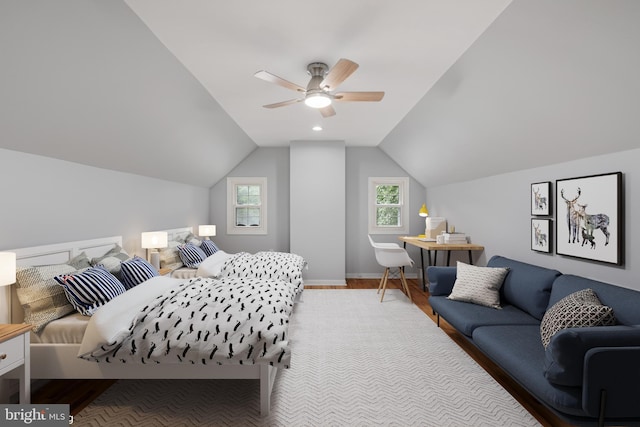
[75,290,540,426]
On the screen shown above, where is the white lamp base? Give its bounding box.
[149,251,160,270]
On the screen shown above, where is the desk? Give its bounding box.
[399,236,484,292]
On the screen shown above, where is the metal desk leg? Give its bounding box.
[468,250,473,265]
[433,251,437,266]
[420,248,425,292]
[446,251,451,266]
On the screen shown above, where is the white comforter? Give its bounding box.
[78,276,295,368]
[218,251,306,296]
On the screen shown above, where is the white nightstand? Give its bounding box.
[0,324,31,404]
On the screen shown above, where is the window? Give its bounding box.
[368,177,409,234]
[227,177,267,235]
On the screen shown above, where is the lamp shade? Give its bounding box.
[198,225,217,237]
[418,203,429,217]
[0,252,17,287]
[141,231,168,249]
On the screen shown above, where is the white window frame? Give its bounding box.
[368,177,410,235]
[227,177,268,235]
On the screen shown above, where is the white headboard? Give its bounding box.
[4,236,123,324]
[162,227,193,242]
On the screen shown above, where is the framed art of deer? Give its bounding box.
[531,181,551,216]
[531,218,552,253]
[555,172,623,265]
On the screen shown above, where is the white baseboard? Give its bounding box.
[345,273,419,279]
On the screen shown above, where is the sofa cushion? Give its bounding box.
[544,325,640,387]
[472,325,583,416]
[447,262,509,309]
[488,256,561,320]
[429,296,539,337]
[540,288,616,348]
[548,275,640,326]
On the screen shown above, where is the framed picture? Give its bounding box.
[531,181,551,215]
[531,219,552,253]
[556,172,623,265]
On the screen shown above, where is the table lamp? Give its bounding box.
[0,252,16,287]
[418,204,429,237]
[141,231,168,270]
[198,225,216,240]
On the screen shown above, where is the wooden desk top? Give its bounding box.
[0,324,32,344]
[399,236,484,251]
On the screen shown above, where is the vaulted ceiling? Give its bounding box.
[2,1,639,189]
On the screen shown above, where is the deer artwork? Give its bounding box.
[533,223,547,247]
[560,188,582,243]
[575,202,610,246]
[533,187,547,211]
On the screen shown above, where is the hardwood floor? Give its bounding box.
[32,278,569,426]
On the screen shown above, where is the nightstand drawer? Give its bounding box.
[0,334,25,373]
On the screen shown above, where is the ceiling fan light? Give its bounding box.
[304,93,331,109]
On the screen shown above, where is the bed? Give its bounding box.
[159,227,306,298]
[7,235,297,416]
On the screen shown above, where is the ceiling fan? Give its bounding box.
[254,58,384,117]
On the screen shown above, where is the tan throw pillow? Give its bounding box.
[15,264,77,333]
[540,288,616,348]
[447,261,509,309]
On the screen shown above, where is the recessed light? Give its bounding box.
[312,126,323,131]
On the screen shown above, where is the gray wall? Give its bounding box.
[346,148,427,278]
[426,148,639,290]
[0,148,209,254]
[209,148,290,254]
[290,142,346,284]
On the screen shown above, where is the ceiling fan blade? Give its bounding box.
[262,99,302,109]
[320,58,359,90]
[334,91,385,102]
[254,70,306,93]
[319,105,336,117]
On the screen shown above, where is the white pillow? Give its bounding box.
[447,261,509,309]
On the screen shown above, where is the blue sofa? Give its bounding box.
[428,256,640,426]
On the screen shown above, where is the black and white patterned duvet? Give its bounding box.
[219,252,306,296]
[80,277,296,368]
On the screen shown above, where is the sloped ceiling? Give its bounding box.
[380,0,640,188]
[0,0,256,188]
[0,0,511,188]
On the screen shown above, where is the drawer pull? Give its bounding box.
[0,353,6,360]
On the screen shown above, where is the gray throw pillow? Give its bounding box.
[447,261,509,309]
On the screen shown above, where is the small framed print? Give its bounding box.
[531,182,551,216]
[531,219,552,253]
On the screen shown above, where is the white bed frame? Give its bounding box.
[7,233,277,416]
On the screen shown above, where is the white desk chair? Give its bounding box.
[368,235,414,302]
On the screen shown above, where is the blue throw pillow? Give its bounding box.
[200,240,219,257]
[177,243,207,268]
[120,256,158,289]
[54,265,126,315]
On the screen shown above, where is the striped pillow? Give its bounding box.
[120,256,158,289]
[200,240,219,257]
[177,243,207,268]
[54,265,126,315]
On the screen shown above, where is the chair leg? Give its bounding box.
[377,268,388,294]
[399,267,412,302]
[380,268,390,302]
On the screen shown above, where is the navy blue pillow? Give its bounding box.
[200,240,219,257]
[120,256,158,289]
[54,265,126,315]
[177,243,207,268]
